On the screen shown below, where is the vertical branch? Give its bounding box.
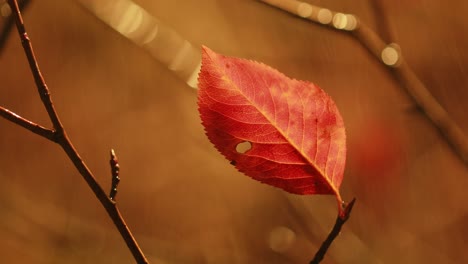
[5,1,150,263]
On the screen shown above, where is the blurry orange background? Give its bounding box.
[0,0,467,263]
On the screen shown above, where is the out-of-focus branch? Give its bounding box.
[0,0,30,55]
[1,1,149,263]
[75,0,201,89]
[310,198,356,264]
[368,0,397,43]
[259,0,468,165]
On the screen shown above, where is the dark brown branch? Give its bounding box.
[7,0,62,132]
[310,198,356,264]
[5,1,149,263]
[259,0,468,165]
[57,125,148,263]
[0,105,55,141]
[109,149,121,201]
[0,0,30,55]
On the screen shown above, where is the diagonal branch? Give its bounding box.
[0,105,56,141]
[258,0,468,165]
[0,0,30,55]
[7,0,63,132]
[4,0,149,263]
[310,198,356,264]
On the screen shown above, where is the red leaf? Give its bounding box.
[197,47,346,210]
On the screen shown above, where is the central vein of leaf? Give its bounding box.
[218,66,341,202]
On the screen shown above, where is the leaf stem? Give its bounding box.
[3,0,149,263]
[310,198,356,264]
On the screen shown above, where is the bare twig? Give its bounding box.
[259,0,468,165]
[109,149,121,201]
[310,198,356,264]
[7,0,62,131]
[0,0,30,55]
[0,105,55,141]
[1,0,149,263]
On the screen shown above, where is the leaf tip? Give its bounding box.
[201,45,215,58]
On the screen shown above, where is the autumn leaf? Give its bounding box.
[197,46,346,212]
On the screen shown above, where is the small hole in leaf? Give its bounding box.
[236,141,252,154]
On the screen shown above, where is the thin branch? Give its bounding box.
[60,138,149,263]
[7,0,62,131]
[258,0,468,165]
[0,105,56,141]
[5,0,149,263]
[310,198,356,264]
[0,0,30,55]
[109,149,121,201]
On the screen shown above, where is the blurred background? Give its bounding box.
[0,0,467,263]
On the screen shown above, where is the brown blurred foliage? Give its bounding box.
[0,0,467,263]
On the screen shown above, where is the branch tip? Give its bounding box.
[4,1,149,262]
[109,148,121,201]
[341,197,356,221]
